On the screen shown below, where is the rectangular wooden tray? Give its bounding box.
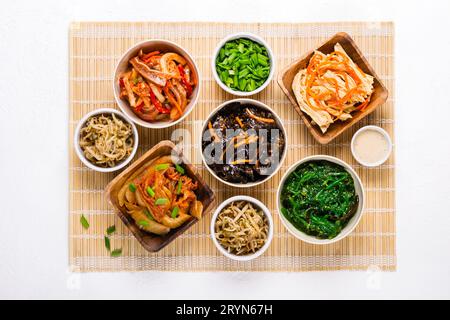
[278,32,388,144]
[69,22,396,272]
[105,141,216,252]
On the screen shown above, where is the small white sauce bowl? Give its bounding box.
[211,32,275,96]
[351,125,392,167]
[113,39,201,129]
[276,155,365,245]
[210,195,274,261]
[200,98,287,188]
[74,108,139,173]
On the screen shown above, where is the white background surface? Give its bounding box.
[1,0,449,300]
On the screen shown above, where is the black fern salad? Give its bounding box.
[201,102,285,184]
[279,160,359,239]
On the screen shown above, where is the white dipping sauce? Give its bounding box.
[353,129,389,165]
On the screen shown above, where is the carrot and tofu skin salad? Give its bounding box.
[292,43,374,133]
[119,50,197,122]
[117,156,203,235]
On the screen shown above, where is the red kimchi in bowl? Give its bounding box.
[114,40,200,128]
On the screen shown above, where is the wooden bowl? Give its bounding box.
[104,140,216,252]
[277,32,388,144]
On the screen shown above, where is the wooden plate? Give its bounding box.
[105,140,216,252]
[277,32,388,144]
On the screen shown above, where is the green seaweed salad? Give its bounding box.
[215,38,271,92]
[280,160,359,239]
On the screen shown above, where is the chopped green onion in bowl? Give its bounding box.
[214,36,272,94]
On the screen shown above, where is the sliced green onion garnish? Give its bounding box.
[137,220,149,226]
[128,183,137,192]
[155,198,169,206]
[110,248,122,257]
[143,208,154,220]
[175,164,185,174]
[104,236,111,251]
[106,225,116,235]
[176,179,182,195]
[155,163,170,171]
[80,215,90,230]
[146,186,155,197]
[171,206,180,218]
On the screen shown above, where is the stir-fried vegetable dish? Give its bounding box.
[117,156,203,235]
[280,160,359,239]
[202,103,285,184]
[119,50,197,122]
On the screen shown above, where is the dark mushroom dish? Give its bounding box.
[202,102,285,184]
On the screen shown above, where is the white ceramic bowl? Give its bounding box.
[210,195,274,261]
[200,98,287,188]
[276,155,365,245]
[113,39,201,129]
[351,125,392,167]
[74,108,139,173]
[211,32,275,96]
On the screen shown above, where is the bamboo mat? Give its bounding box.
[69,22,396,272]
